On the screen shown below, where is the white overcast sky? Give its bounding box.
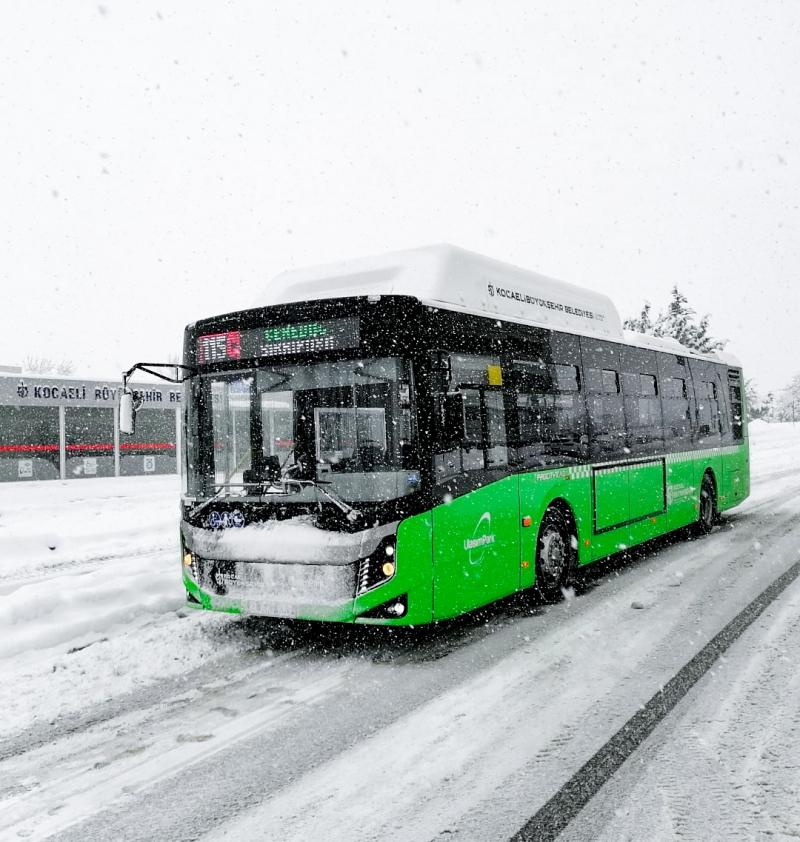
[1,1,798,395]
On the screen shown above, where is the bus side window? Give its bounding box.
[581,337,626,461]
[657,354,693,452]
[728,369,744,442]
[697,381,721,438]
[434,354,508,486]
[620,347,664,456]
[513,359,585,467]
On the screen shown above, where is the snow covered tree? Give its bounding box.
[775,374,800,423]
[622,302,655,334]
[624,286,727,354]
[745,380,777,421]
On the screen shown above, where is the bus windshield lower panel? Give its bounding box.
[194,356,419,504]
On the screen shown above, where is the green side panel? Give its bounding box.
[666,456,696,530]
[594,466,630,532]
[628,513,666,546]
[354,511,433,626]
[629,461,665,521]
[432,476,520,621]
[719,444,749,511]
[590,525,631,560]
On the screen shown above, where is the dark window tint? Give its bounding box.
[434,354,508,485]
[0,406,59,450]
[697,380,722,437]
[661,377,686,399]
[620,347,664,455]
[640,375,657,397]
[582,339,626,460]
[555,364,580,392]
[65,407,114,451]
[123,409,177,456]
[728,370,744,441]
[602,369,619,394]
[658,356,694,451]
[513,358,585,467]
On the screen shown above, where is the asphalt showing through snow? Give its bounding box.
[510,553,800,842]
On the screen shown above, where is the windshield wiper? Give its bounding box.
[279,463,362,522]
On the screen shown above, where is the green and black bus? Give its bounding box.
[123,245,748,624]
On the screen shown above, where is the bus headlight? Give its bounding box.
[182,550,199,582]
[357,537,397,595]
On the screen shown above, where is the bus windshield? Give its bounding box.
[194,356,419,503]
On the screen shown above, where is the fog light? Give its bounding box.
[391,602,405,616]
[382,561,396,577]
[183,552,193,566]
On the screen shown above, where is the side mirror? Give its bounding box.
[443,391,466,444]
[120,389,137,435]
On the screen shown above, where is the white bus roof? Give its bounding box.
[256,244,739,366]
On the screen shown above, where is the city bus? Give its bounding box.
[120,245,749,625]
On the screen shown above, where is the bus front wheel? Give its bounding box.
[534,507,576,603]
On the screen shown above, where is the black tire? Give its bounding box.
[695,473,716,536]
[534,507,577,603]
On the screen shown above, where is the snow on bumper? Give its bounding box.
[190,557,358,619]
[181,518,398,619]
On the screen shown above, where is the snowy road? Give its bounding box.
[2,422,800,841]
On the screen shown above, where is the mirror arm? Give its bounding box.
[122,362,197,389]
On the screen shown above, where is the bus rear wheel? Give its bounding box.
[695,473,717,535]
[534,507,576,603]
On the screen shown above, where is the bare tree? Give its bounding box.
[23,356,76,376]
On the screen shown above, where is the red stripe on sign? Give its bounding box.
[120,443,175,450]
[1,443,175,452]
[66,444,114,451]
[0,444,59,452]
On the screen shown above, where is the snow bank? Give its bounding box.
[0,476,182,660]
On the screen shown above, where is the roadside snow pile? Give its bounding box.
[0,476,183,659]
[0,551,180,659]
[0,475,249,737]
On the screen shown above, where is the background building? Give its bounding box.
[0,373,180,482]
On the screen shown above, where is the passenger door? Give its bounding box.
[432,355,519,620]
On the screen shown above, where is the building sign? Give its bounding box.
[0,376,182,408]
[18,459,32,478]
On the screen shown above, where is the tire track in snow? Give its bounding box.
[509,543,800,842]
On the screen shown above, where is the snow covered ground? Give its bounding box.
[2,421,800,841]
[0,476,249,737]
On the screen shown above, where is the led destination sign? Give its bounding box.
[198,317,360,363]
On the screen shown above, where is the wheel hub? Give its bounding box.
[540,526,566,582]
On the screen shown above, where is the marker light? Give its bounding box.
[183,552,193,567]
[382,561,396,577]
[522,516,532,528]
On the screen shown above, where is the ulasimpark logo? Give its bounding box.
[464,511,495,565]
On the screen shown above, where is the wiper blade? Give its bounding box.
[282,476,362,522]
